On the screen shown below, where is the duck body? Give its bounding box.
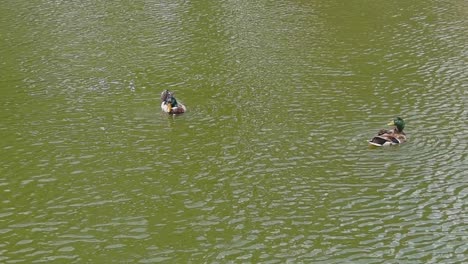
[160,101,186,114]
[369,130,406,147]
[160,90,186,114]
[368,117,407,147]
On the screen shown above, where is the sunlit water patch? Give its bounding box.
[1,0,466,263]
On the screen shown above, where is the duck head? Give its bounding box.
[388,117,405,132]
[161,90,172,102]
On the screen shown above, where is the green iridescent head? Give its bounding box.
[388,117,405,132]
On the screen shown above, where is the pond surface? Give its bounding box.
[0,0,466,263]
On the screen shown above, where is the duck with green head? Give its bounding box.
[369,117,407,147]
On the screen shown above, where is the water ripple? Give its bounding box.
[1,0,466,263]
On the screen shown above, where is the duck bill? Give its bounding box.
[388,120,395,126]
[167,104,172,113]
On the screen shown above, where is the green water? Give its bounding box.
[1,0,466,263]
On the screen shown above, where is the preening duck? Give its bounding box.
[160,90,186,114]
[369,117,407,147]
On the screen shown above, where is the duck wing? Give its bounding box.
[369,135,400,146]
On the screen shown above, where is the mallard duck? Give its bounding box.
[160,90,186,114]
[369,117,407,147]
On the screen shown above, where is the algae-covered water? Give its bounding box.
[1,0,466,263]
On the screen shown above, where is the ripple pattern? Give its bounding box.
[0,0,466,263]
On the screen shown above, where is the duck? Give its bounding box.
[368,117,407,147]
[160,90,186,114]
